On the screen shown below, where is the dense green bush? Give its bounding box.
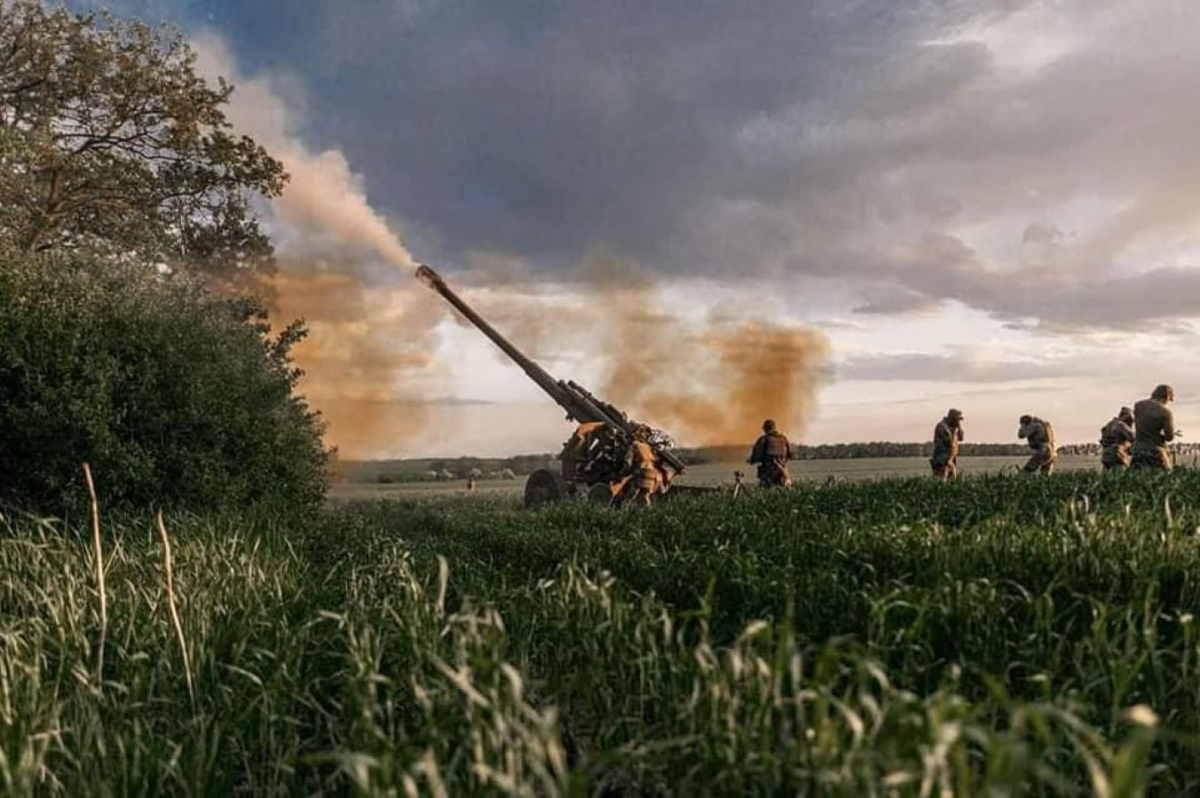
[0,249,328,515]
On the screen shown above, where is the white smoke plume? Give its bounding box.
[192,35,414,270]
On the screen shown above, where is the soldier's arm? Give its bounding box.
[1163,410,1177,442]
[748,437,763,464]
[784,436,793,461]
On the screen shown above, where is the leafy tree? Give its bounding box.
[0,249,328,516]
[0,0,285,283]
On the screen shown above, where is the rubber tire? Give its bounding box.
[524,469,567,508]
[586,482,616,507]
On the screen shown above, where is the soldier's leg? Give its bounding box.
[1022,454,1040,473]
[1132,448,1170,471]
[760,465,783,488]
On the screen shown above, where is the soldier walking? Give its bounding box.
[930,408,964,480]
[748,419,793,488]
[1099,407,1135,471]
[1018,414,1057,474]
[1132,384,1178,470]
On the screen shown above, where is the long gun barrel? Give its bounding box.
[416,264,572,410]
[416,264,686,474]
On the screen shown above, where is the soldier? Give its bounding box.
[930,408,965,480]
[624,424,666,506]
[748,419,793,488]
[1132,384,1178,470]
[1018,414,1057,474]
[1099,407,1135,471]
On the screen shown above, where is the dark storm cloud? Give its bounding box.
[92,0,1200,330]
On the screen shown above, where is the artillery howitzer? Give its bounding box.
[416,265,692,507]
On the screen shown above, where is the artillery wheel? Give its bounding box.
[524,469,568,508]
[586,482,616,507]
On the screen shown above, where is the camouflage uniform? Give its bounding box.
[1132,396,1176,471]
[930,411,964,480]
[749,427,793,488]
[1099,414,1134,471]
[1019,417,1057,474]
[626,439,662,506]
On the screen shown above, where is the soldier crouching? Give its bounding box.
[1099,407,1135,472]
[1018,414,1057,474]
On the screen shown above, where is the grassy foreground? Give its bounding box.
[4,471,1200,794]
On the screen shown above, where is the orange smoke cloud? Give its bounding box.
[594,276,829,445]
[195,36,441,458]
[199,35,825,456]
[460,251,831,447]
[610,321,830,445]
[265,265,443,458]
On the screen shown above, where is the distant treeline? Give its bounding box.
[336,454,558,483]
[682,442,1200,463]
[679,443,1031,463]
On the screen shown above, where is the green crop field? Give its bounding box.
[5,468,1200,795]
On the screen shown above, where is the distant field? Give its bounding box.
[329,453,1098,499]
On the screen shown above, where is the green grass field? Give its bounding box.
[5,466,1200,794]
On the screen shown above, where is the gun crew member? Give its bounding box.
[1099,407,1135,472]
[624,425,669,506]
[930,408,965,480]
[1132,384,1179,471]
[1018,414,1057,474]
[748,419,793,488]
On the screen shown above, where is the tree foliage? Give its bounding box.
[0,0,285,282]
[0,248,328,515]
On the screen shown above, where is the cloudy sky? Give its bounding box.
[88,0,1200,456]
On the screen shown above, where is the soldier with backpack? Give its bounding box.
[748,419,793,488]
[1018,415,1057,474]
